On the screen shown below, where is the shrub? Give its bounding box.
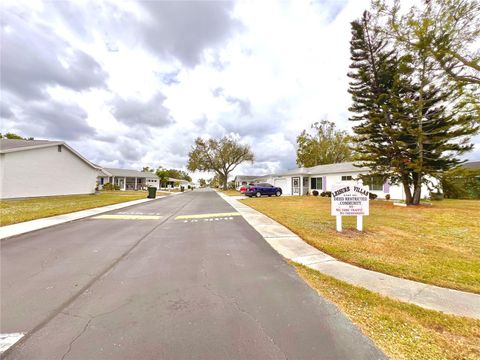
[369,193,378,200]
[114,185,120,190]
[312,190,319,196]
[430,192,444,201]
[385,194,391,200]
[102,182,114,191]
[320,191,332,197]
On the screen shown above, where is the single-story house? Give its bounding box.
[98,168,160,190]
[242,162,435,200]
[234,175,270,189]
[0,139,102,199]
[165,178,194,189]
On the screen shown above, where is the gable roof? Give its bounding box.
[234,175,264,181]
[104,168,159,179]
[278,162,368,176]
[462,161,480,169]
[0,139,101,170]
[0,139,62,152]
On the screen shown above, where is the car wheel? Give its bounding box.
[275,191,281,197]
[256,192,262,198]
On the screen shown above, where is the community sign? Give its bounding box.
[331,183,369,216]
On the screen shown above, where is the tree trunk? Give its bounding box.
[220,172,228,190]
[402,180,413,205]
[412,173,423,205]
[401,173,413,205]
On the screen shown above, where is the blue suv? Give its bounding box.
[245,183,282,198]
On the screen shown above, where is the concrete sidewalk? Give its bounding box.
[218,192,480,319]
[0,196,169,240]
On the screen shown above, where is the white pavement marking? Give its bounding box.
[181,217,235,224]
[0,333,24,353]
[216,191,480,319]
[175,212,240,220]
[92,214,162,220]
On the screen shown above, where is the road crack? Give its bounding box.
[200,256,287,360]
[60,318,92,360]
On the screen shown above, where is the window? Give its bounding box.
[57,145,62,152]
[341,175,352,181]
[367,176,384,191]
[310,177,323,190]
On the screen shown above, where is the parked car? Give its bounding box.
[245,183,282,197]
[239,183,254,193]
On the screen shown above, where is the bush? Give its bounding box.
[385,194,390,200]
[102,182,114,191]
[442,167,480,199]
[312,190,319,196]
[431,192,444,201]
[320,191,332,197]
[369,193,378,200]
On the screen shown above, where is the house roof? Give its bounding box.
[276,162,368,176]
[0,139,101,170]
[462,161,480,169]
[104,168,159,179]
[0,139,62,152]
[234,175,263,181]
[305,162,368,175]
[167,177,191,184]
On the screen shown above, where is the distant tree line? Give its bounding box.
[141,166,192,187]
[0,132,34,140]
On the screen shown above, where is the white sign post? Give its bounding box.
[331,182,369,232]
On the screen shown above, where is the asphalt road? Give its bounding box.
[1,189,385,359]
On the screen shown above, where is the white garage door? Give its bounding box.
[274,178,288,194]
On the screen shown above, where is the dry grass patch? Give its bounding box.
[0,191,162,226]
[241,197,480,293]
[220,189,243,196]
[294,263,480,360]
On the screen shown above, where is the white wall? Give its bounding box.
[0,146,98,199]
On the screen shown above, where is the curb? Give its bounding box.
[217,192,480,319]
[0,196,169,240]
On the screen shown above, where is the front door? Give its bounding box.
[292,177,300,196]
[303,177,309,195]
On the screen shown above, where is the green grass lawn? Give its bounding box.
[294,263,480,360]
[241,197,480,293]
[0,190,170,226]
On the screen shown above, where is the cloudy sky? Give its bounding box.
[1,0,479,180]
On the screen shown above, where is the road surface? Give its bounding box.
[1,189,385,359]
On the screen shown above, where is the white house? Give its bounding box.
[0,139,102,199]
[98,168,160,190]
[234,175,267,189]
[244,162,433,200]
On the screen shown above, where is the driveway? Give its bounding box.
[1,189,385,359]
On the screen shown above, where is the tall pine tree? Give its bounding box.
[348,10,479,205]
[348,11,417,204]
